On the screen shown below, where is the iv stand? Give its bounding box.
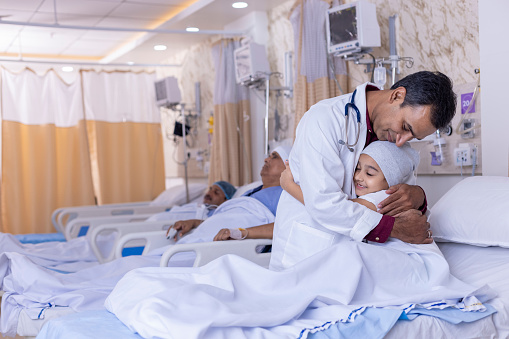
[340,14,414,86]
[180,103,190,203]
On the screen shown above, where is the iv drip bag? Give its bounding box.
[374,63,386,89]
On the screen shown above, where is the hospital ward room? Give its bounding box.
[0,0,508,338]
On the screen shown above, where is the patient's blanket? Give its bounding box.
[0,234,99,271]
[106,237,496,339]
[0,197,275,337]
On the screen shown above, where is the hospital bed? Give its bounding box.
[85,180,265,262]
[13,239,272,339]
[31,241,509,339]
[51,182,208,234]
[31,176,509,338]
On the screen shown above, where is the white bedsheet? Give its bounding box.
[0,233,99,271]
[0,197,275,337]
[105,238,495,339]
[385,242,509,338]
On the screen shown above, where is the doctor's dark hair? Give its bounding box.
[390,71,457,129]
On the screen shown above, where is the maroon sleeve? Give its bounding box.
[365,186,427,243]
[364,215,394,243]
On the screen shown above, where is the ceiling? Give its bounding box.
[0,0,288,66]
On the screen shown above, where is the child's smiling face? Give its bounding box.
[354,154,389,197]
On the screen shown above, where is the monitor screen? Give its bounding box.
[154,80,167,102]
[326,1,380,55]
[328,6,358,47]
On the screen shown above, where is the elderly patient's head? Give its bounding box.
[203,181,236,206]
[260,145,291,188]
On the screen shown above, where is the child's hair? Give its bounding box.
[361,141,419,187]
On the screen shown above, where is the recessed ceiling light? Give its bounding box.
[154,44,167,51]
[127,61,135,65]
[186,27,199,32]
[61,66,74,72]
[232,2,248,9]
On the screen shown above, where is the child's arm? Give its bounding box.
[280,161,304,205]
[281,161,377,212]
[351,198,377,211]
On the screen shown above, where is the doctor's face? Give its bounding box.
[354,154,389,197]
[371,89,437,146]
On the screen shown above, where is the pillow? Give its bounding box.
[232,181,263,199]
[429,176,509,247]
[150,183,207,206]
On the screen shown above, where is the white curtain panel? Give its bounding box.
[212,40,249,105]
[1,68,84,127]
[81,71,160,123]
[290,0,347,83]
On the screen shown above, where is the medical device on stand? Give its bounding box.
[155,76,201,203]
[233,41,293,156]
[326,2,414,87]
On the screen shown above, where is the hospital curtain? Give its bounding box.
[290,0,349,128]
[208,39,252,186]
[0,68,95,234]
[81,70,165,205]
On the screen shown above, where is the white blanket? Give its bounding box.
[0,197,275,337]
[0,234,99,271]
[105,237,496,339]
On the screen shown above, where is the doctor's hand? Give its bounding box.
[171,219,203,238]
[390,209,433,244]
[377,184,425,216]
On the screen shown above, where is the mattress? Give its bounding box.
[31,242,509,338]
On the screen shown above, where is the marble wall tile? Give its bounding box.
[344,0,479,89]
[157,0,480,179]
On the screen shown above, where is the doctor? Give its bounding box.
[270,71,457,270]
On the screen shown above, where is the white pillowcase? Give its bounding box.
[150,183,207,207]
[429,176,509,248]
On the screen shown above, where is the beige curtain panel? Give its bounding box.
[81,70,165,205]
[290,0,349,129]
[0,68,165,234]
[0,68,95,234]
[208,39,252,186]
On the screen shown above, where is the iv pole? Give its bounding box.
[180,103,190,203]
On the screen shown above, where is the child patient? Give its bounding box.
[281,140,419,212]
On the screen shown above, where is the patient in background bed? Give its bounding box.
[213,141,421,241]
[0,181,236,272]
[169,145,291,241]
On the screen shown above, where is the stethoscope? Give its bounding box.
[338,89,361,152]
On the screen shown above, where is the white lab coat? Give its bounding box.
[271,82,402,271]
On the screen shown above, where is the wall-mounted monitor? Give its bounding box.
[154,76,182,108]
[233,42,271,84]
[326,0,381,56]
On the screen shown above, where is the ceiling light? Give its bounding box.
[154,44,167,51]
[232,2,248,9]
[127,61,135,65]
[186,27,199,32]
[61,66,74,72]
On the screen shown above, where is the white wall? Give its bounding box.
[479,0,509,176]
